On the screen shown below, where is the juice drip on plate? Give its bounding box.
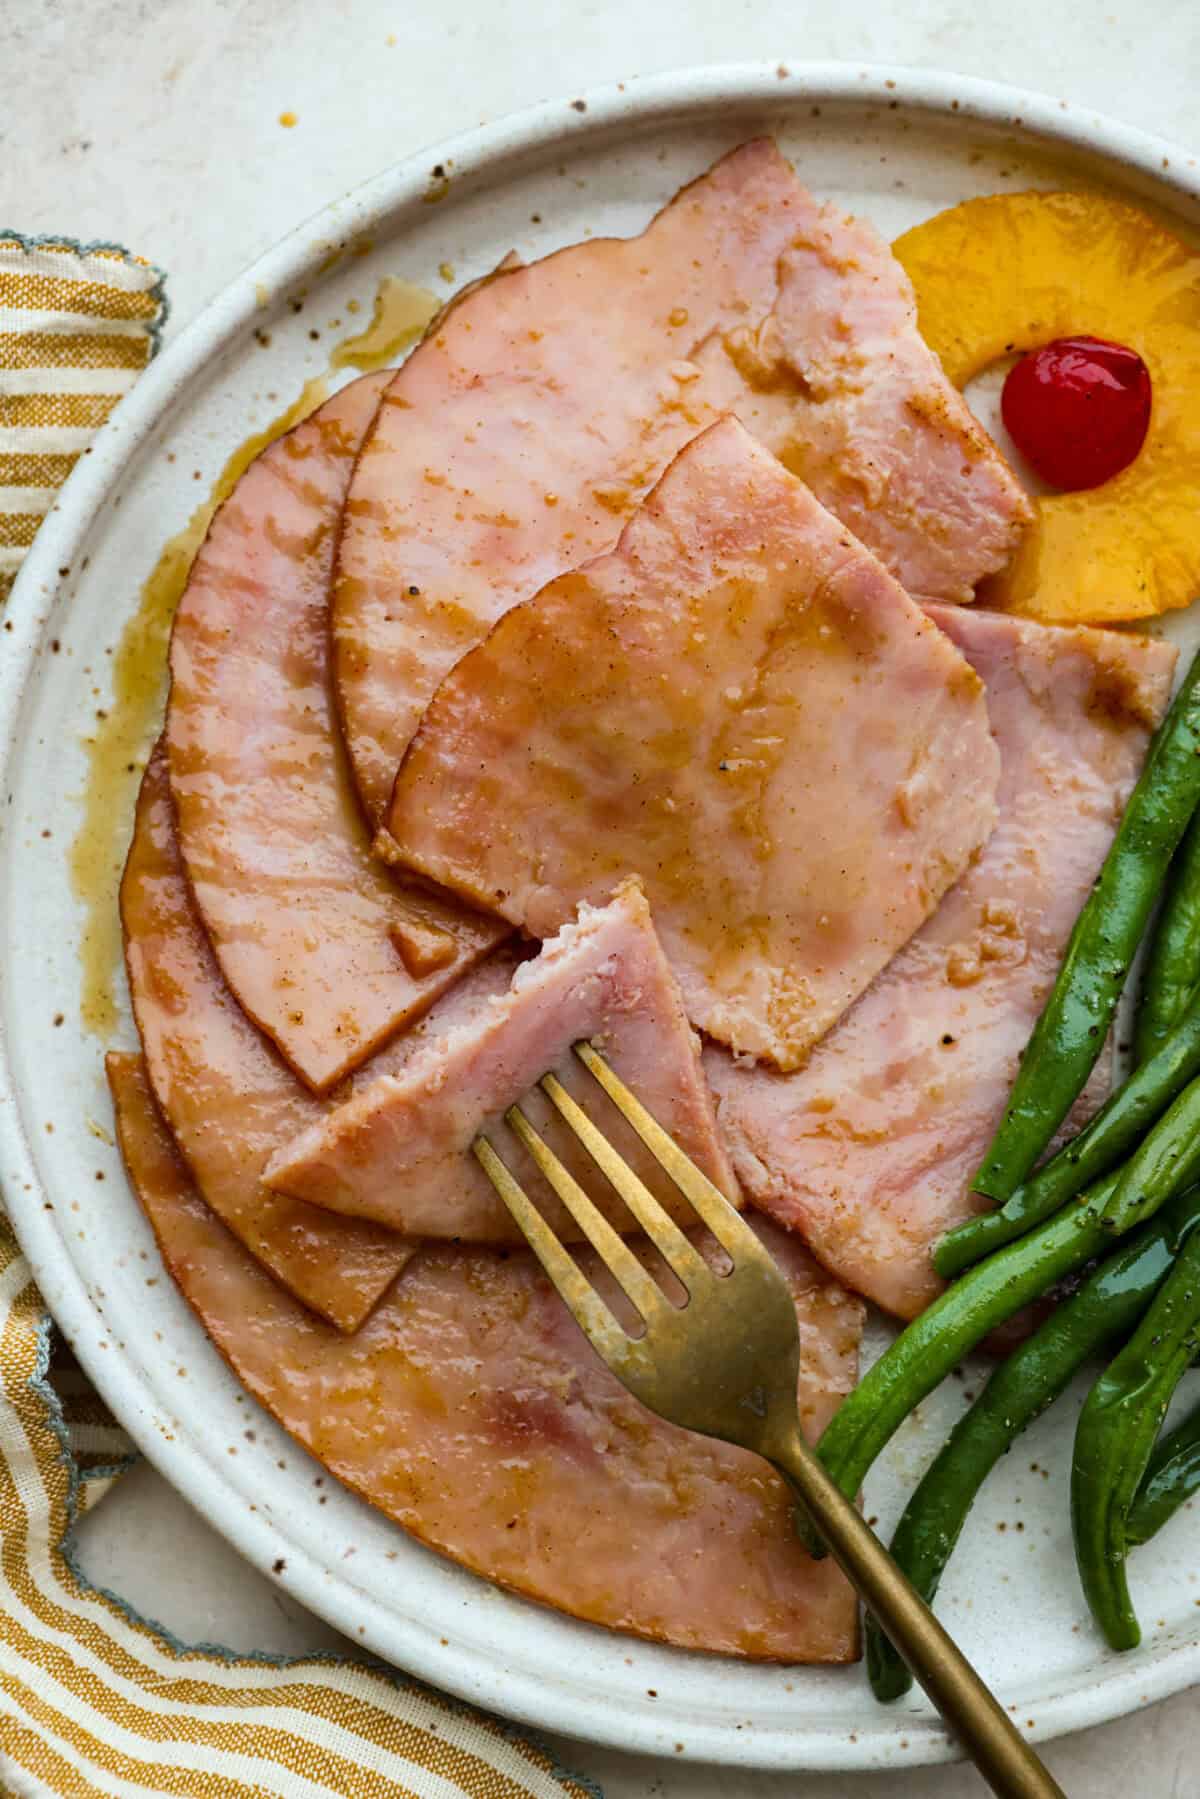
[70,375,329,1037]
[330,278,439,372]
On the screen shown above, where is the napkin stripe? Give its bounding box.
[0,516,46,548]
[0,1706,115,1799]
[1,1578,468,1796]
[0,427,99,455]
[0,392,126,429]
[0,232,168,614]
[0,486,58,513]
[0,271,161,323]
[1,366,142,397]
[0,331,151,371]
[2,1571,547,1799]
[5,1411,545,1766]
[2,1664,464,1799]
[0,452,80,485]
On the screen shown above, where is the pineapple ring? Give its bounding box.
[894,191,1200,625]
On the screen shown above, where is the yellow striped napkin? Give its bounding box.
[0,235,598,1799]
[0,232,166,605]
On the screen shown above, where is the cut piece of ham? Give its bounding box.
[706,608,1177,1319]
[121,748,521,1332]
[690,198,1028,609]
[383,418,1001,1072]
[165,372,504,1096]
[334,137,1029,820]
[109,1051,862,1661]
[264,878,738,1240]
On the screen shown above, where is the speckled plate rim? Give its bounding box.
[4,62,1200,1772]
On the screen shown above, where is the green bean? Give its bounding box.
[868,1186,1200,1701]
[1071,1225,1200,1650]
[972,650,1200,1205]
[1103,1071,1200,1234]
[800,1175,1120,1557]
[1136,806,1200,1065]
[936,983,1200,1279]
[1125,1397,1200,1547]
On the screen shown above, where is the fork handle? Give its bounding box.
[770,1425,1066,1799]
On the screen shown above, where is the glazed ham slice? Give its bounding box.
[121,749,521,1332]
[265,878,738,1239]
[334,137,1029,820]
[383,419,1001,1072]
[691,196,1029,607]
[165,372,503,1096]
[109,1051,862,1661]
[706,608,1177,1318]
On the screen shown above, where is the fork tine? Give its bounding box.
[504,1104,671,1323]
[573,1041,749,1254]
[472,1136,632,1357]
[540,1068,711,1283]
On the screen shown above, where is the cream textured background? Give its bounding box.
[8,1,1200,1793]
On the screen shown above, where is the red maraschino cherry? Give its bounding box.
[1001,335,1151,492]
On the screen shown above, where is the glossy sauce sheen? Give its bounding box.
[706,609,1177,1318]
[265,878,739,1239]
[108,1052,863,1662]
[121,750,521,1331]
[334,137,1028,820]
[166,373,503,1095]
[385,419,1001,1071]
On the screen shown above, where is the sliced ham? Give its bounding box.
[121,748,521,1332]
[264,878,738,1240]
[383,418,1001,1072]
[109,1051,862,1661]
[705,609,1177,1318]
[334,137,1029,820]
[691,198,1028,607]
[166,372,503,1096]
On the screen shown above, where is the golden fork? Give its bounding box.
[473,1042,1065,1799]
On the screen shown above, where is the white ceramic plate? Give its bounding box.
[5,64,1200,1774]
